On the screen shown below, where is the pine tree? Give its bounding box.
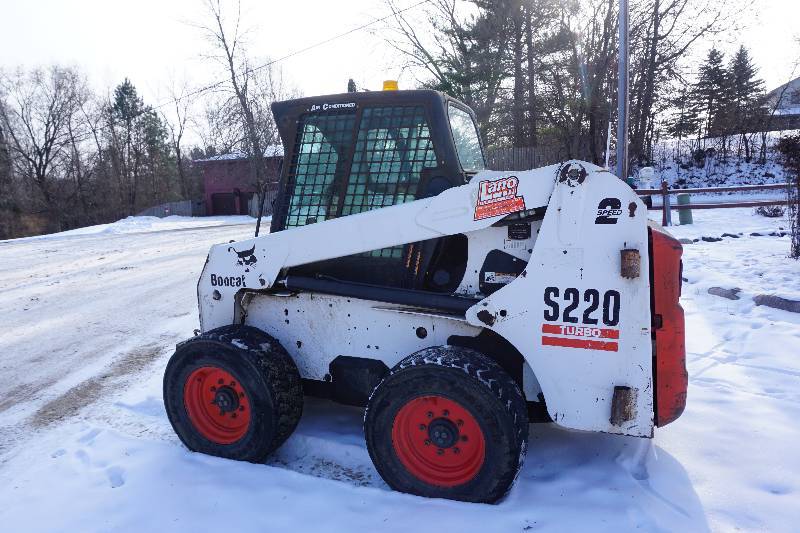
[727,46,766,160]
[730,46,765,110]
[111,79,145,124]
[692,48,733,138]
[105,79,172,214]
[668,88,700,140]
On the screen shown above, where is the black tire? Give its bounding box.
[163,324,302,463]
[364,346,528,503]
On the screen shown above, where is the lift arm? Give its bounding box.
[197,162,583,331]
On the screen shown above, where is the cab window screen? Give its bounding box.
[344,106,437,258]
[282,109,356,228]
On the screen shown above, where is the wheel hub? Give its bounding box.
[428,418,458,448]
[212,386,240,414]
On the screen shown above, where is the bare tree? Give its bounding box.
[64,86,97,224]
[197,0,284,191]
[384,0,510,145]
[0,97,18,238]
[0,66,88,231]
[628,0,740,165]
[383,0,746,167]
[162,80,194,199]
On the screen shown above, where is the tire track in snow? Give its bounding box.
[30,342,164,429]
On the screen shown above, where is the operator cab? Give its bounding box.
[270,90,485,290]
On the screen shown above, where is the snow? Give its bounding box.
[0,211,799,532]
[646,130,796,190]
[194,144,284,162]
[1,215,257,243]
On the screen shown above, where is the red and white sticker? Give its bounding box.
[540,323,619,352]
[474,176,526,220]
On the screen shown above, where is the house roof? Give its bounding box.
[194,144,284,162]
[766,77,800,111]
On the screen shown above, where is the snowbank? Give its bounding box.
[1,215,259,243]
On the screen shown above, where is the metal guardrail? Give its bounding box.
[634,181,791,226]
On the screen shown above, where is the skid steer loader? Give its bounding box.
[163,87,687,503]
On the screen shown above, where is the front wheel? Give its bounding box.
[163,325,303,463]
[364,346,528,503]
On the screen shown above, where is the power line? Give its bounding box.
[154,0,432,111]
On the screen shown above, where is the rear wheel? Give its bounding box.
[163,325,303,462]
[364,346,528,503]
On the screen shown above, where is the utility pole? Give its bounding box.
[616,0,629,181]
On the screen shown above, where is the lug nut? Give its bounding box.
[231,412,237,419]
[426,411,433,418]
[461,435,468,442]
[436,449,444,456]
[239,406,244,411]
[424,439,431,446]
[210,386,217,392]
[457,419,464,427]
[419,424,426,431]
[218,379,224,385]
[442,410,449,417]
[239,392,244,398]
[453,447,460,454]
[230,381,236,387]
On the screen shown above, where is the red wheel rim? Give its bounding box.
[391,395,485,487]
[183,366,251,445]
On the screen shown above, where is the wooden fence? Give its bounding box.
[485,146,564,170]
[635,182,792,226]
[248,183,281,218]
[137,200,205,218]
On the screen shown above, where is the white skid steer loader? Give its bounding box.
[164,88,687,503]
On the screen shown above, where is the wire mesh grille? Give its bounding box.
[280,104,437,259]
[347,106,437,257]
[282,109,356,229]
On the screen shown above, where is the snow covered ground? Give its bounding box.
[0,211,798,532]
[650,130,796,189]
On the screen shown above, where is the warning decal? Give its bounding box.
[540,323,619,352]
[474,176,526,220]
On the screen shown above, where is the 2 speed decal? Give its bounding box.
[474,176,526,220]
[595,197,622,224]
[541,287,621,351]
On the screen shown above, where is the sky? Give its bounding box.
[0,0,406,104]
[0,0,797,113]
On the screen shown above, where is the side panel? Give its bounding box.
[455,222,540,296]
[466,165,655,437]
[242,293,481,380]
[650,225,687,426]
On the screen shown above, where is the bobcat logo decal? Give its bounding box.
[228,245,257,272]
[558,162,587,187]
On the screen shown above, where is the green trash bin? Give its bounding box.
[677,193,693,225]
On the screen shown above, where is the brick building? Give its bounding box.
[195,146,283,216]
